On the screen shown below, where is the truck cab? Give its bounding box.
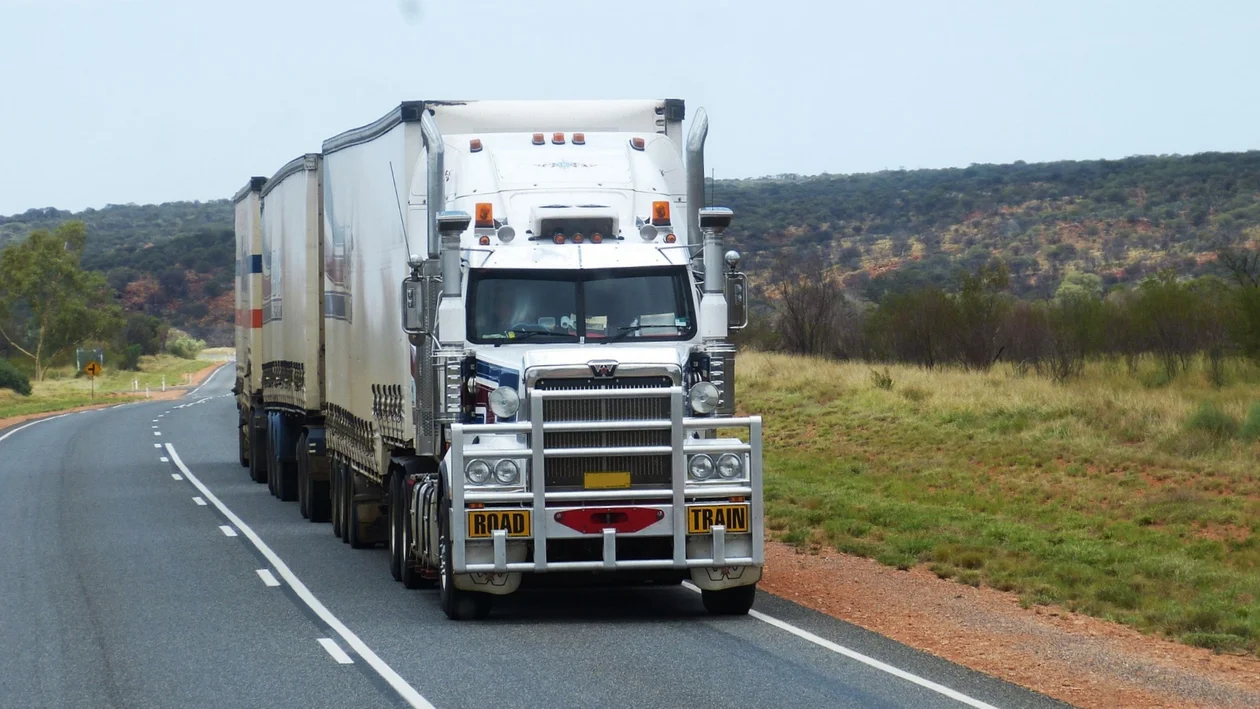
[402,116,762,618]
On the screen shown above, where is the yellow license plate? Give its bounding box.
[584,471,631,489]
[467,510,532,538]
[686,504,751,534]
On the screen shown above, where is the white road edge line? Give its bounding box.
[0,412,73,445]
[317,638,354,665]
[188,364,225,398]
[192,497,207,506]
[256,569,281,587]
[165,444,433,709]
[219,525,238,537]
[680,582,1001,709]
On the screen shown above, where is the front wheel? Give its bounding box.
[439,503,492,620]
[701,584,757,616]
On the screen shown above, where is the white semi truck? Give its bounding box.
[235,99,762,619]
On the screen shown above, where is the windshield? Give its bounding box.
[468,266,696,344]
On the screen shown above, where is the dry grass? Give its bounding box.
[739,351,1260,655]
[0,355,215,420]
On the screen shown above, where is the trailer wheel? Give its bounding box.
[388,473,403,581]
[275,457,298,502]
[701,584,757,616]
[331,462,344,539]
[438,501,492,620]
[345,468,365,547]
[297,432,310,520]
[248,421,268,484]
[238,413,249,468]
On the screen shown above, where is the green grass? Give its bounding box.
[0,355,217,420]
[740,352,1260,656]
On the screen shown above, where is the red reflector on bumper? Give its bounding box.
[553,507,663,534]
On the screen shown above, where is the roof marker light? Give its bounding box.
[665,233,677,243]
[478,235,490,246]
[572,233,584,244]
[532,133,545,145]
[630,137,645,151]
[469,139,483,153]
[552,132,565,145]
[572,133,585,145]
[591,233,603,243]
[475,203,493,229]
[553,234,566,244]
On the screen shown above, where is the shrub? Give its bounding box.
[168,336,205,360]
[870,368,894,391]
[1240,402,1260,441]
[1184,402,1238,441]
[0,359,32,396]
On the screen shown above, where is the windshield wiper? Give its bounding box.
[604,325,645,343]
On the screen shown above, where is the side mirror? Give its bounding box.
[401,277,428,335]
[725,271,748,330]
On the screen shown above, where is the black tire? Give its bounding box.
[297,432,310,519]
[248,422,268,484]
[238,415,249,468]
[438,501,492,620]
[339,463,352,544]
[267,429,279,497]
[346,469,368,549]
[331,463,344,539]
[310,479,331,523]
[701,584,757,616]
[388,473,403,581]
[275,458,298,502]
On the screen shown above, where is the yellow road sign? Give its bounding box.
[84,361,102,377]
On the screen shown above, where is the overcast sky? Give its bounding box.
[1,0,1258,214]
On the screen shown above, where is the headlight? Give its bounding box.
[688,381,720,415]
[465,459,491,485]
[717,453,744,479]
[688,454,715,480]
[493,459,520,485]
[488,386,519,418]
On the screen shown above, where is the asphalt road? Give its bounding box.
[0,366,1074,709]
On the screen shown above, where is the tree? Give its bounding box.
[0,222,123,380]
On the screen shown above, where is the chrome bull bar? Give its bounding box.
[449,385,764,574]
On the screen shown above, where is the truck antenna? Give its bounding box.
[389,161,416,265]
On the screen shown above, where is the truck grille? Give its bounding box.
[536,376,671,490]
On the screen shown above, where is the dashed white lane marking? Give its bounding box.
[152,426,158,429]
[154,443,162,448]
[153,432,161,436]
[680,583,1001,709]
[0,413,72,445]
[317,638,354,665]
[256,569,281,587]
[172,474,183,481]
[160,456,170,463]
[152,419,159,423]
[219,525,238,537]
[193,497,207,506]
[165,444,433,708]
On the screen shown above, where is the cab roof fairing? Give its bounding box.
[409,131,690,251]
[469,241,692,271]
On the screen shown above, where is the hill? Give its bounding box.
[722,150,1260,299]
[4,150,1260,341]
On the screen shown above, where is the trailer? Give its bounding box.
[258,154,331,520]
[232,176,267,479]
[237,99,762,620]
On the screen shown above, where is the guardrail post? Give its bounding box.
[531,391,547,571]
[451,423,466,573]
[671,386,686,567]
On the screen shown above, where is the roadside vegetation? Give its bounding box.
[0,354,215,420]
[742,351,1260,656]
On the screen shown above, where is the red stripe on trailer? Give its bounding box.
[252,309,263,328]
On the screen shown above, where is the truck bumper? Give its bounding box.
[448,385,764,593]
